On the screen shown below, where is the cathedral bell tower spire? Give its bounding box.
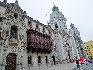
[52,5,59,11]
[15,0,19,6]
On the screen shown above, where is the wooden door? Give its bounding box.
[5,53,16,70]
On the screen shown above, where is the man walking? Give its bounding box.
[76,57,80,70]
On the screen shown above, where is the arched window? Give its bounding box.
[38,56,41,63]
[55,24,58,28]
[46,56,48,64]
[36,24,38,28]
[10,25,18,39]
[14,13,18,19]
[52,55,56,65]
[35,24,39,31]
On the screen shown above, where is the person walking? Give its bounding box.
[76,57,80,70]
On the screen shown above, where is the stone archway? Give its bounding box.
[5,53,17,70]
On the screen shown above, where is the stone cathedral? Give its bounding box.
[0,0,86,70]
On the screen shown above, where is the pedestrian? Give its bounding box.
[84,58,88,65]
[76,57,80,70]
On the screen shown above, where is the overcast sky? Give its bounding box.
[1,0,93,42]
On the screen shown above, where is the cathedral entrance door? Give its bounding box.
[5,53,17,70]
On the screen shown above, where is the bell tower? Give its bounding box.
[49,5,68,61]
[49,5,67,31]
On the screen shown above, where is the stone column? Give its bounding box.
[71,36,79,58]
[69,38,75,59]
[55,33,66,61]
[0,41,5,70]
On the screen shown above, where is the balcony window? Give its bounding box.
[38,56,41,63]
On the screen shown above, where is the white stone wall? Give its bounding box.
[69,23,84,57]
[0,1,53,70]
[0,1,85,70]
[49,5,84,63]
[49,5,70,62]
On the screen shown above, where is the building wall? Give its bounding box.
[84,40,93,58]
[0,1,53,70]
[0,0,86,70]
[49,5,85,63]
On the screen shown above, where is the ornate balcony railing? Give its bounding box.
[26,29,52,54]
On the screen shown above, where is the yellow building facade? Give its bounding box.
[84,40,93,58]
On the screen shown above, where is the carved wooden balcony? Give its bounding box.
[27,29,53,54]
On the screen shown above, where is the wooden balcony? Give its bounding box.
[26,29,53,54]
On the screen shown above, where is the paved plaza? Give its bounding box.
[73,63,93,70]
[30,63,93,70]
[29,63,75,70]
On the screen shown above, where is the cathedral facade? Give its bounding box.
[0,0,86,70]
[49,5,86,63]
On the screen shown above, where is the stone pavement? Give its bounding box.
[73,63,93,70]
[30,63,93,70]
[30,63,76,70]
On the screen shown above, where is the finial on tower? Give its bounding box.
[52,5,59,11]
[70,23,75,28]
[3,0,7,3]
[53,3,54,5]
[15,0,19,6]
